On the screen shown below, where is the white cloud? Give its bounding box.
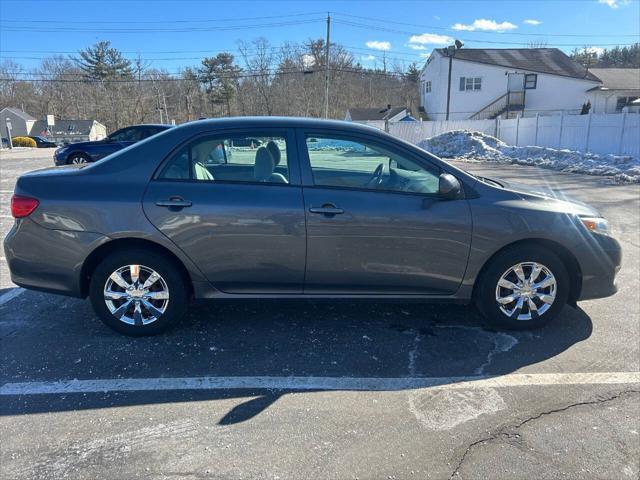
[523,19,542,25]
[434,15,441,20]
[408,33,453,47]
[585,46,605,56]
[361,55,376,62]
[598,0,629,8]
[452,19,517,32]
[365,40,391,51]
[419,53,431,59]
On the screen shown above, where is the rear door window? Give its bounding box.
[158,134,290,184]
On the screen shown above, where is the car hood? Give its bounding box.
[57,140,104,150]
[487,176,601,217]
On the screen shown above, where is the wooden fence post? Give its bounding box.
[515,114,521,146]
[618,112,627,155]
[534,113,539,145]
[497,117,502,140]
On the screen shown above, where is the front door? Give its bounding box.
[299,131,472,295]
[143,129,306,293]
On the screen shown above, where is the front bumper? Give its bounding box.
[53,151,67,165]
[3,218,109,298]
[576,233,622,301]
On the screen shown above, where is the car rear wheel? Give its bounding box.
[475,246,569,330]
[89,249,189,336]
[68,154,89,164]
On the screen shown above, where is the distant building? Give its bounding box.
[419,48,602,120]
[587,68,640,114]
[1,107,36,137]
[345,105,415,123]
[30,118,107,144]
[0,108,106,144]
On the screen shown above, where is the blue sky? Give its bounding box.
[1,0,638,73]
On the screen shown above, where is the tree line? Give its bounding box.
[570,43,640,69]
[0,39,420,133]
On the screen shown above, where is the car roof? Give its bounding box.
[121,124,173,129]
[180,116,383,134]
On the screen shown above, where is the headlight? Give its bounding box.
[580,216,611,236]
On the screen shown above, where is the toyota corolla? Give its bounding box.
[4,117,621,336]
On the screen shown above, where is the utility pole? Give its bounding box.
[324,12,331,119]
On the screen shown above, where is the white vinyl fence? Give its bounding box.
[359,112,640,159]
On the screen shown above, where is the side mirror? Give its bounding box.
[438,173,462,199]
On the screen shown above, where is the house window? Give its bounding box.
[459,77,481,91]
[524,74,537,89]
[616,96,639,112]
[423,80,432,94]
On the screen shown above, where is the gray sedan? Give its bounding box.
[4,117,621,336]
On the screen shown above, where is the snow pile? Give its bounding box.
[417,130,640,183]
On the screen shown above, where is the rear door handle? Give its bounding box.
[309,204,344,215]
[156,197,192,208]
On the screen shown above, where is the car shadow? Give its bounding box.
[0,292,593,424]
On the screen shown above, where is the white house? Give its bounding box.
[587,68,640,114]
[419,48,601,120]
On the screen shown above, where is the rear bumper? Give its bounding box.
[577,234,622,301]
[3,218,109,298]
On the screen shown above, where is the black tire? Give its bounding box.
[475,245,569,330]
[68,153,89,165]
[89,248,189,336]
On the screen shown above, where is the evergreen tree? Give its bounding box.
[74,41,133,80]
[198,53,241,116]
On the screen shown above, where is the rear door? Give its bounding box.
[143,128,306,293]
[298,129,472,295]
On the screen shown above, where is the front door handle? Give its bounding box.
[156,197,192,208]
[309,204,344,215]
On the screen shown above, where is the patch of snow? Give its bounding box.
[417,130,640,183]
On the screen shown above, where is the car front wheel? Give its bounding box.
[89,249,189,336]
[68,153,89,164]
[475,245,569,330]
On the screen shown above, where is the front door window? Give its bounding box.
[305,136,440,195]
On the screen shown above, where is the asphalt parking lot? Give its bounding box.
[0,149,638,479]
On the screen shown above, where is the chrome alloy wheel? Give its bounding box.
[495,262,557,321]
[103,265,169,325]
[71,156,87,164]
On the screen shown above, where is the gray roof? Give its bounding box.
[30,119,96,136]
[434,48,600,82]
[1,107,35,121]
[589,68,640,91]
[347,106,407,121]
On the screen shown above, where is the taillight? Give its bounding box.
[11,195,39,218]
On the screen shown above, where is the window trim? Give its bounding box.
[152,127,302,186]
[459,76,482,92]
[524,73,537,90]
[297,129,453,198]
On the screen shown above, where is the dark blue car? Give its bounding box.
[54,124,171,165]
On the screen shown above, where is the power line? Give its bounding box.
[0,18,325,33]
[0,67,412,83]
[333,19,639,47]
[0,12,326,25]
[330,11,640,38]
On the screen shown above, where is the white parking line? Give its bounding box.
[0,288,24,306]
[1,372,638,395]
